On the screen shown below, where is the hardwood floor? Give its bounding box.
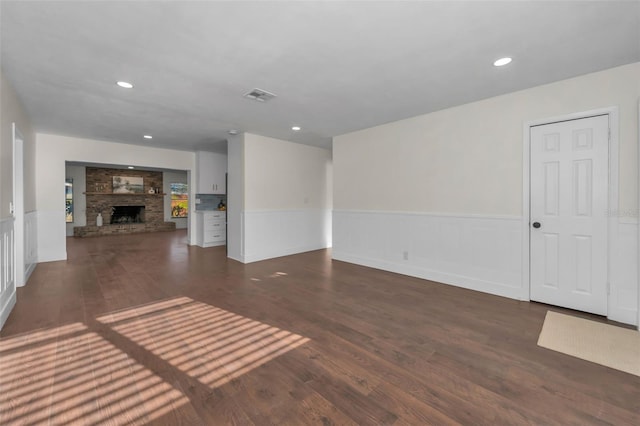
[1,230,639,425]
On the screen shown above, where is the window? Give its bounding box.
[170,183,188,218]
[65,179,73,223]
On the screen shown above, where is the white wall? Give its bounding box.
[35,134,197,262]
[334,62,639,214]
[333,62,640,326]
[227,133,245,262]
[1,70,36,219]
[228,133,332,263]
[65,164,86,236]
[163,170,188,229]
[245,133,332,211]
[0,70,36,327]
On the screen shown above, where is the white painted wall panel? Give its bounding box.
[0,217,16,330]
[333,211,522,299]
[334,211,638,325]
[243,209,331,263]
[24,211,37,283]
[609,221,639,325]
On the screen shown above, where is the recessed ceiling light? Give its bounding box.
[291,126,301,131]
[143,135,153,139]
[493,57,512,67]
[116,81,134,89]
[228,130,238,135]
[127,166,134,169]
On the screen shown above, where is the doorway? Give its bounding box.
[523,109,617,317]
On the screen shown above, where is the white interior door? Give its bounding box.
[530,115,609,316]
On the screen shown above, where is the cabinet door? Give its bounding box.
[196,151,227,194]
[210,154,227,194]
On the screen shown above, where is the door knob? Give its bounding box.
[532,222,541,229]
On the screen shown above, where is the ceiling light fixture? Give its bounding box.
[228,130,238,135]
[291,126,301,131]
[116,81,134,89]
[143,135,153,139]
[128,166,134,169]
[493,57,512,67]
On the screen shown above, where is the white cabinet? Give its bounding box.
[196,151,227,194]
[196,211,226,247]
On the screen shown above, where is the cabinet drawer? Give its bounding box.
[205,212,225,221]
[204,221,225,231]
[204,229,225,242]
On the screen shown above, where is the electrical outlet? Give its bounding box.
[403,251,409,260]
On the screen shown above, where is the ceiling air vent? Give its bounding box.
[243,88,277,102]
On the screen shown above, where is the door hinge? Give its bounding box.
[607,282,610,295]
[608,128,611,141]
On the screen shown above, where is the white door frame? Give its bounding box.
[637,99,640,331]
[521,107,619,316]
[12,123,25,287]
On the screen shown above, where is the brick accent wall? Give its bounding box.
[74,167,176,237]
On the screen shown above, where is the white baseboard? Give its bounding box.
[332,251,523,300]
[244,244,329,264]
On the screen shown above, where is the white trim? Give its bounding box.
[24,210,37,283]
[332,209,520,221]
[522,106,620,315]
[0,217,16,330]
[12,123,25,287]
[333,210,523,300]
[638,98,640,332]
[333,252,523,300]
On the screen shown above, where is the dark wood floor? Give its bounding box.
[1,230,638,425]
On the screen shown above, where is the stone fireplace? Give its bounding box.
[73,167,176,237]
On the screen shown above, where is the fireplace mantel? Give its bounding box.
[84,192,167,196]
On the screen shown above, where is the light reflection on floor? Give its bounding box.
[98,296,310,389]
[0,323,188,425]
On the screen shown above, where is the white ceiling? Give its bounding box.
[1,1,639,153]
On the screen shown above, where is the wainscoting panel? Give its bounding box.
[609,221,638,325]
[24,211,38,283]
[333,210,523,299]
[333,210,638,326]
[0,217,16,330]
[242,209,332,263]
[36,210,67,263]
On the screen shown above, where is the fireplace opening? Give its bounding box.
[111,206,145,224]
